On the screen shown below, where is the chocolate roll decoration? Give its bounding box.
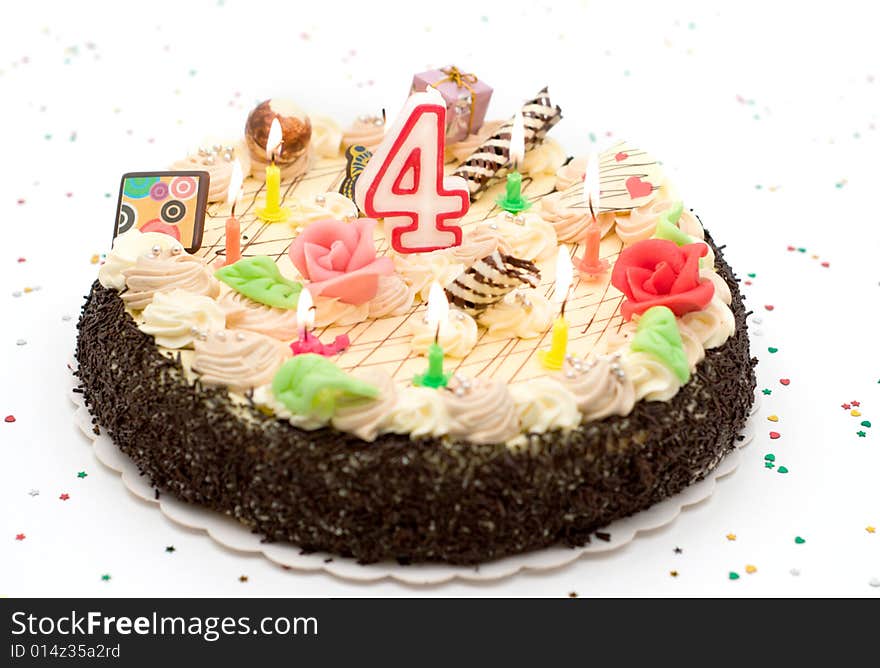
[453,87,562,201]
[445,251,541,314]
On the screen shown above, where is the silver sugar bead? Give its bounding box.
[222,152,233,162]
[564,354,573,363]
[224,145,234,153]
[235,332,246,342]
[203,155,215,165]
[150,245,162,256]
[357,114,369,123]
[373,117,384,127]
[215,331,227,341]
[454,312,465,321]
[513,214,525,225]
[197,147,209,156]
[314,194,326,205]
[564,369,576,379]
[212,144,222,153]
[454,387,466,398]
[488,222,499,230]
[190,326,201,336]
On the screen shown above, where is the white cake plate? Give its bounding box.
[68,360,758,585]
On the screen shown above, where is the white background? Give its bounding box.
[1,0,878,597]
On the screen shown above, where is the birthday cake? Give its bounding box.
[76,73,755,565]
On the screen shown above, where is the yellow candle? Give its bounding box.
[256,118,291,223]
[538,315,568,370]
[538,247,573,370]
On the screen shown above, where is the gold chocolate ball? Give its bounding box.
[244,99,311,165]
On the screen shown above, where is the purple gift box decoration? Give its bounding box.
[411,66,492,143]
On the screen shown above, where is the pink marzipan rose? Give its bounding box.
[289,217,393,305]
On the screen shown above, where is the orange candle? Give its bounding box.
[223,160,244,266]
[576,152,609,278]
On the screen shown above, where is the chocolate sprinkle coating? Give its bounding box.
[76,230,755,565]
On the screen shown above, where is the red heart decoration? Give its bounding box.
[4,415,16,423]
[821,261,830,268]
[625,176,653,199]
[769,431,781,440]
[615,151,629,162]
[787,245,796,251]
[764,305,775,311]
[779,378,790,386]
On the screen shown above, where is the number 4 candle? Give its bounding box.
[355,87,470,254]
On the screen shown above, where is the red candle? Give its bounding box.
[223,160,244,266]
[575,152,609,278]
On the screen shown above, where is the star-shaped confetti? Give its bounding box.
[745,564,757,574]
[15,533,26,541]
[77,471,87,479]
[866,526,875,534]
[857,431,867,437]
[165,545,176,553]
[852,400,861,407]
[101,574,111,582]
[726,533,737,541]
[842,403,851,410]
[59,493,69,501]
[28,489,39,497]
[674,547,683,554]
[762,389,772,395]
[238,575,248,583]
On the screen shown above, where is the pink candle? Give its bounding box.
[290,288,350,356]
[576,152,609,278]
[355,87,470,254]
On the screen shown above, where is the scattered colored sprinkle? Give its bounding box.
[765,461,775,468]
[764,453,776,462]
[101,574,111,581]
[852,400,861,407]
[764,305,775,311]
[239,575,248,583]
[165,545,176,553]
[669,570,679,577]
[16,339,26,346]
[863,421,872,428]
[728,571,740,580]
[747,272,756,278]
[745,565,757,574]
[16,257,25,263]
[779,378,790,386]
[842,403,851,410]
[726,533,737,541]
[768,347,778,353]
[15,533,26,541]
[821,261,830,268]
[770,431,781,440]
[5,415,16,423]
[89,254,99,264]
[28,489,39,497]
[568,591,578,598]
[778,466,789,474]
[794,536,806,544]
[59,493,69,501]
[768,415,779,422]
[76,471,87,479]
[674,547,683,554]
[866,527,876,534]
[857,431,867,438]
[762,389,772,395]
[851,409,862,417]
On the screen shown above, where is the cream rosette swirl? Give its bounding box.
[331,370,396,442]
[313,297,370,327]
[138,289,226,349]
[445,119,504,163]
[538,191,615,243]
[409,309,478,358]
[700,268,732,305]
[219,290,299,341]
[309,115,343,158]
[341,115,385,151]
[99,229,184,291]
[622,350,683,402]
[289,192,358,228]
[368,275,415,318]
[510,377,581,435]
[555,156,587,192]
[438,235,499,267]
[384,387,450,439]
[477,290,552,339]
[122,249,219,311]
[520,138,566,176]
[616,199,705,246]
[678,296,735,350]
[558,355,637,422]
[393,252,464,303]
[470,213,558,263]
[441,377,520,444]
[192,329,290,392]
[676,321,706,372]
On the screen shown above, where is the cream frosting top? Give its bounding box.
[313,296,370,328]
[310,115,343,158]
[384,387,450,439]
[99,229,184,291]
[192,329,290,392]
[510,377,581,435]
[341,115,385,150]
[539,191,616,243]
[409,310,478,359]
[477,290,553,340]
[557,355,637,422]
[438,235,500,267]
[219,289,300,341]
[122,250,220,311]
[138,289,226,349]
[170,141,251,203]
[289,191,358,228]
[520,138,566,176]
[331,370,397,442]
[441,377,520,444]
[555,156,587,192]
[368,275,415,319]
[470,213,558,263]
[393,251,464,303]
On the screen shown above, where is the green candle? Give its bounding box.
[496,169,531,214]
[415,341,449,388]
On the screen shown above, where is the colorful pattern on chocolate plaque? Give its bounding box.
[115,171,209,251]
[554,141,664,212]
[338,144,372,201]
[192,154,641,389]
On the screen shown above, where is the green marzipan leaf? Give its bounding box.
[215,256,302,309]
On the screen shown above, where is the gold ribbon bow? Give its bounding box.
[437,66,479,135]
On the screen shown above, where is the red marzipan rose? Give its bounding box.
[611,239,714,321]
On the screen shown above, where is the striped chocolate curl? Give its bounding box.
[453,87,562,201]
